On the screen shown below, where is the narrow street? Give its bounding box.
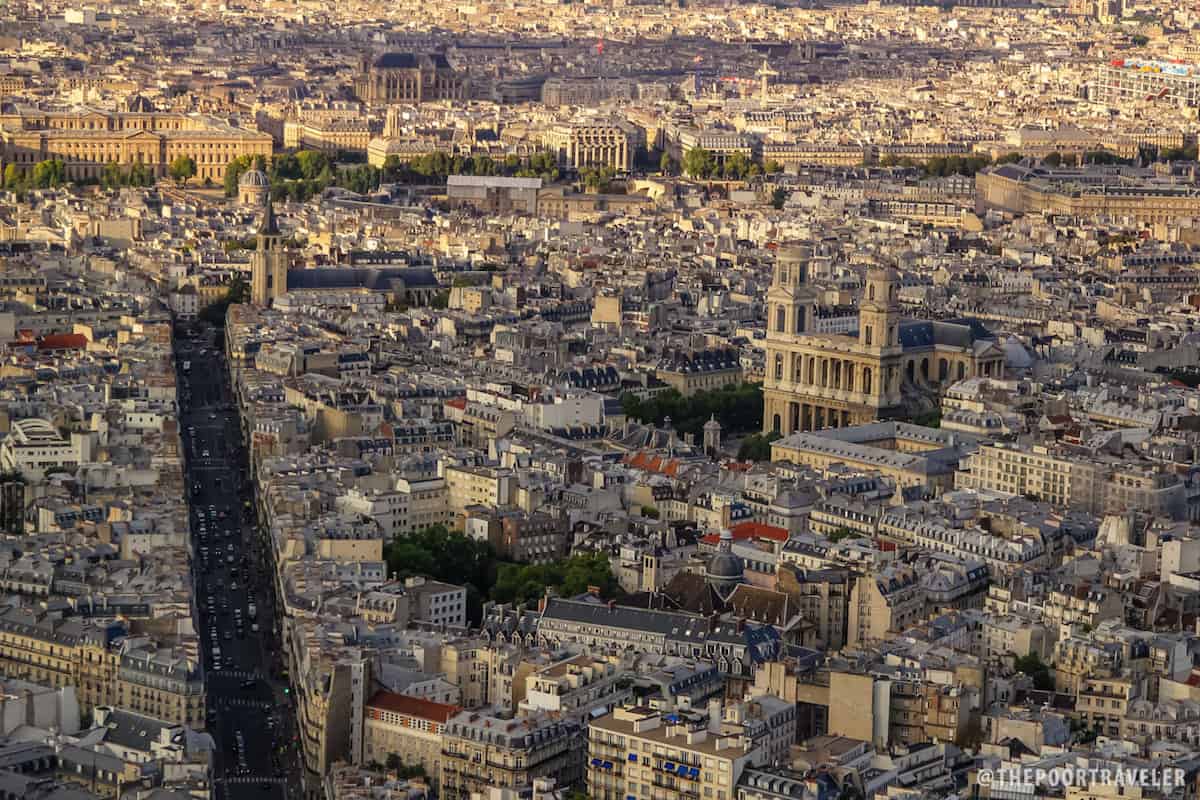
[176,323,303,800]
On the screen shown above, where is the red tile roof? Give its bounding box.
[701,521,789,546]
[38,333,88,350]
[366,691,460,723]
[622,451,683,476]
[444,397,467,410]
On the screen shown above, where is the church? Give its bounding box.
[353,52,466,105]
[249,202,442,308]
[762,245,1006,435]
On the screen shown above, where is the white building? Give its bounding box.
[0,419,86,478]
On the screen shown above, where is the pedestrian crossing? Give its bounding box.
[218,776,286,785]
[210,668,264,680]
[217,697,274,710]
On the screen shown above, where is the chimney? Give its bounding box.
[708,698,722,734]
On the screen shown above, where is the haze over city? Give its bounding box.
[1,1,1200,800]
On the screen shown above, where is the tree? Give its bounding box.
[722,151,753,180]
[383,525,497,622]
[770,187,788,210]
[199,274,251,327]
[296,150,329,181]
[737,431,780,461]
[490,552,618,606]
[763,159,784,174]
[659,152,675,175]
[620,382,764,439]
[30,159,66,189]
[1014,652,1055,691]
[828,527,857,542]
[224,155,255,196]
[641,505,660,519]
[169,155,197,187]
[2,163,23,191]
[682,147,716,179]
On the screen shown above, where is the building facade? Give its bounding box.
[762,246,1004,436]
[0,108,271,183]
[363,691,460,784]
[354,53,466,105]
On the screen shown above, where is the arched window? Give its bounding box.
[774,354,784,380]
[938,358,949,382]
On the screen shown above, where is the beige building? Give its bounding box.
[956,443,1186,518]
[544,121,636,172]
[354,53,466,105]
[444,464,516,524]
[762,246,1004,436]
[283,118,373,154]
[440,710,581,799]
[363,691,460,784]
[0,611,204,729]
[976,163,1200,226]
[771,421,970,494]
[1076,676,1135,737]
[0,108,272,183]
[657,349,743,397]
[587,705,759,800]
[847,564,923,646]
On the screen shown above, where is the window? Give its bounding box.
[864,326,873,346]
[775,306,786,333]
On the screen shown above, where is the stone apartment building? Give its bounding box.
[439,710,582,799]
[956,442,1187,519]
[793,667,976,750]
[362,691,460,785]
[587,705,759,800]
[0,611,204,728]
[846,564,923,647]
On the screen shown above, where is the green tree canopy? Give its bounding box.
[1014,652,1055,691]
[169,155,197,186]
[490,552,617,606]
[30,159,67,189]
[737,431,780,461]
[621,383,763,439]
[683,147,717,179]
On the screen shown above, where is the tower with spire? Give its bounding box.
[250,200,288,307]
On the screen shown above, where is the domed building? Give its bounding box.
[238,169,270,207]
[705,528,744,601]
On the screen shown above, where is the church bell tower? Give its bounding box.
[250,200,288,307]
[766,244,818,338]
[859,265,900,352]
